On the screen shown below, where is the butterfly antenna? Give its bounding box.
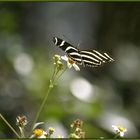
[77,40,82,47]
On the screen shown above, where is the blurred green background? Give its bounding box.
[0,2,140,138]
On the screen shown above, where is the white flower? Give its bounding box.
[61,55,80,71]
[112,125,127,137]
[30,129,48,138]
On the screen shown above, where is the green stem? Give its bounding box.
[114,132,120,139]
[29,64,67,136]
[19,127,25,138]
[55,67,67,83]
[0,114,20,138]
[30,84,53,134]
[29,67,59,135]
[51,65,57,83]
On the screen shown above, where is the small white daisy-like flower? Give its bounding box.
[61,55,80,71]
[112,125,127,137]
[30,129,48,138]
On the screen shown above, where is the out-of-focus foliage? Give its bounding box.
[0,2,140,138]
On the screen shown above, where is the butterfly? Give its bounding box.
[53,37,114,67]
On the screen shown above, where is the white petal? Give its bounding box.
[43,131,47,135]
[112,125,119,131]
[33,122,44,130]
[39,135,46,138]
[120,132,124,137]
[61,55,68,61]
[30,134,35,138]
[67,61,72,69]
[73,64,80,71]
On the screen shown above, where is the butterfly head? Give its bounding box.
[53,37,57,46]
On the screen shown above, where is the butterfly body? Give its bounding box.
[53,37,114,67]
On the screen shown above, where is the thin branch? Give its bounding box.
[0,113,20,138]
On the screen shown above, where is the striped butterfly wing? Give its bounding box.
[53,37,114,67]
[53,37,82,65]
[80,50,114,67]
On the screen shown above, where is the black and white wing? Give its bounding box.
[53,37,82,65]
[80,50,114,67]
[53,37,114,68]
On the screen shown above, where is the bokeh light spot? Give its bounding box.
[14,53,33,76]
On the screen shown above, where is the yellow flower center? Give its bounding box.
[33,129,43,137]
[118,125,126,132]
